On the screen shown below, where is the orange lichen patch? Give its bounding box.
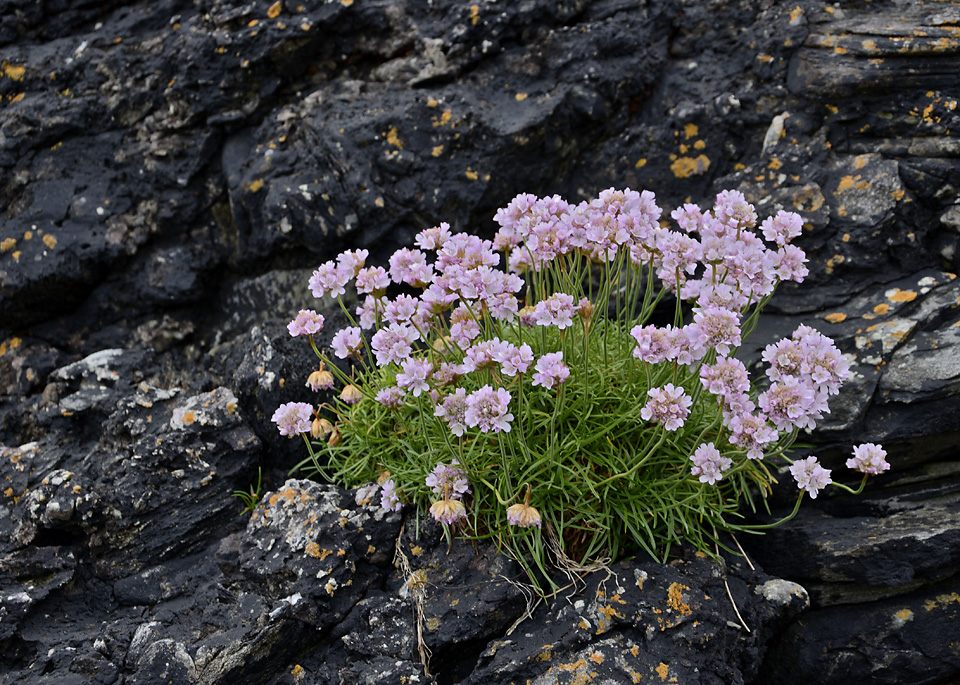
[873,303,890,315]
[862,39,878,51]
[833,46,848,55]
[656,662,670,681]
[465,168,479,181]
[267,487,308,506]
[589,652,604,665]
[836,205,847,218]
[469,4,480,25]
[248,19,259,27]
[304,541,322,558]
[2,61,25,81]
[853,155,869,170]
[596,603,621,632]
[667,583,691,615]
[248,179,264,192]
[678,144,689,154]
[837,175,859,192]
[433,110,453,126]
[670,155,710,178]
[684,123,699,139]
[841,233,851,242]
[768,157,782,170]
[291,664,304,678]
[891,188,905,201]
[7,92,24,103]
[693,139,705,150]
[824,312,847,324]
[374,197,385,208]
[635,158,647,168]
[410,545,423,556]
[385,126,403,149]
[23,231,32,241]
[789,6,804,24]
[426,97,439,108]
[825,254,845,274]
[578,618,591,630]
[535,646,553,662]
[180,410,196,425]
[3,488,12,498]
[515,92,528,101]
[268,1,282,18]
[0,238,15,253]
[894,608,914,622]
[431,145,444,157]
[887,288,917,303]
[756,53,773,63]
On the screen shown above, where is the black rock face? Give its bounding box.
[2,0,959,683]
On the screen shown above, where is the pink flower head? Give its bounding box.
[287,309,325,337]
[380,479,403,512]
[790,456,832,499]
[690,442,732,485]
[631,324,678,364]
[388,248,434,287]
[534,293,577,330]
[435,388,469,436]
[449,304,482,347]
[425,460,471,499]
[337,249,369,276]
[416,222,452,251]
[356,295,385,330]
[370,323,420,366]
[671,203,705,233]
[772,244,808,283]
[396,357,433,396]
[532,352,570,389]
[758,377,824,431]
[699,356,750,398]
[687,306,742,356]
[384,294,421,325]
[462,338,510,373]
[355,266,391,296]
[846,443,890,476]
[713,189,757,230]
[331,326,363,359]
[375,386,406,410]
[761,210,803,247]
[464,385,514,433]
[726,412,779,460]
[309,261,352,299]
[498,342,534,377]
[272,402,313,436]
[641,383,692,431]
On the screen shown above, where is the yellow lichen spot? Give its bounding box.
[385,126,403,149]
[734,162,745,171]
[887,288,917,303]
[8,92,24,103]
[0,238,15,253]
[924,599,938,612]
[667,583,691,615]
[217,46,226,54]
[873,303,890,315]
[426,617,440,631]
[248,19,259,27]
[824,312,847,324]
[72,484,82,494]
[693,139,705,150]
[837,205,847,218]
[43,234,57,249]
[366,545,376,555]
[629,645,640,658]
[11,251,21,262]
[23,231,32,241]
[841,233,851,242]
[469,4,480,25]
[268,1,282,18]
[670,155,710,178]
[515,92,528,101]
[684,123,698,139]
[863,39,877,51]
[853,155,869,170]
[291,664,304,679]
[249,179,264,192]
[426,97,439,108]
[656,662,670,681]
[304,541,321,558]
[891,188,905,201]
[300,21,311,31]
[3,488,12,498]
[757,53,774,63]
[535,646,553,662]
[589,652,603,665]
[181,410,196,425]
[678,144,689,154]
[2,61,26,81]
[825,104,838,114]
[894,608,914,623]
[635,158,647,168]
[837,175,859,192]
[431,144,444,157]
[433,109,452,126]
[789,6,804,23]
[410,545,423,556]
[768,157,782,170]
[834,46,848,55]
[374,197,385,208]
[341,0,354,6]
[465,168,479,181]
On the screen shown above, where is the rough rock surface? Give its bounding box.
[3,0,960,682]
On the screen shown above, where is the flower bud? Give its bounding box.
[340,384,363,404]
[506,503,542,528]
[577,297,595,321]
[429,498,467,526]
[311,417,333,439]
[306,369,335,392]
[327,426,342,447]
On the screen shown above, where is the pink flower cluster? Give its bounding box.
[641,384,692,431]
